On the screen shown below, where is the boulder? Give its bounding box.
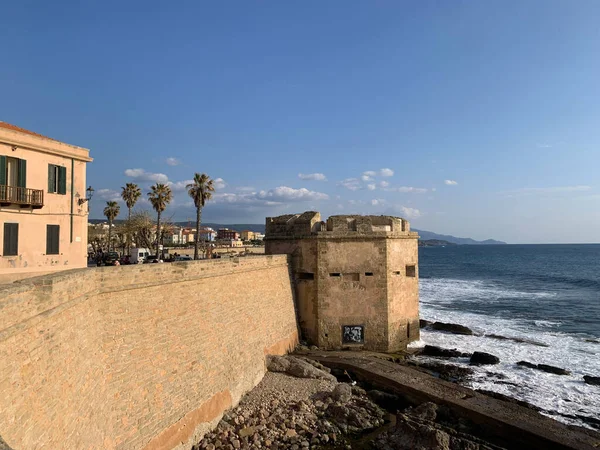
[470,351,499,365]
[411,361,474,382]
[584,375,600,386]
[331,383,352,403]
[287,357,337,381]
[421,345,470,358]
[266,355,290,372]
[419,319,432,328]
[411,402,438,421]
[517,361,571,375]
[430,321,473,335]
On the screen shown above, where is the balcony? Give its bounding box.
[0,185,44,208]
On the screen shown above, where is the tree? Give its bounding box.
[148,183,172,259]
[187,173,215,260]
[103,201,120,252]
[121,183,141,253]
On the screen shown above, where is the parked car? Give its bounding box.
[143,255,161,263]
[102,252,120,266]
[174,255,193,261]
[130,247,151,264]
[119,255,131,265]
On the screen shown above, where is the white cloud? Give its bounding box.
[431,187,437,192]
[338,178,361,191]
[367,183,376,191]
[168,179,193,192]
[383,186,428,193]
[258,186,329,202]
[445,180,458,186]
[298,173,327,181]
[380,168,394,177]
[124,168,169,183]
[363,170,377,177]
[379,181,390,188]
[394,205,422,219]
[96,189,121,202]
[214,178,226,189]
[165,157,180,166]
[361,175,373,182]
[371,199,386,206]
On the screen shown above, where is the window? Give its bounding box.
[364,272,374,277]
[406,265,416,277]
[48,164,67,194]
[46,225,60,255]
[393,271,401,275]
[297,272,315,280]
[329,273,341,277]
[3,223,19,256]
[0,156,26,188]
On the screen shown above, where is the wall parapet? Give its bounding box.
[0,254,297,450]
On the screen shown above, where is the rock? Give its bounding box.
[410,361,474,383]
[238,427,255,438]
[538,364,571,376]
[517,361,571,375]
[309,345,319,350]
[584,375,600,386]
[331,384,353,403]
[421,345,470,358]
[266,355,290,372]
[476,389,541,412]
[285,429,297,438]
[287,357,337,381]
[368,390,405,411]
[419,319,432,328]
[430,321,473,335]
[470,351,499,365]
[231,440,240,449]
[411,402,438,421]
[486,333,549,347]
[351,385,367,396]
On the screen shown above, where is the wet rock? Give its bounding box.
[421,345,470,358]
[420,319,432,328]
[584,375,600,386]
[470,352,499,365]
[430,321,473,335]
[409,361,474,383]
[486,333,549,347]
[411,402,438,421]
[517,361,571,375]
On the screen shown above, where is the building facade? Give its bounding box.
[240,230,255,241]
[265,211,420,352]
[0,122,92,281]
[198,227,217,242]
[217,228,240,240]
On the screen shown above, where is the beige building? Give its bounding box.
[241,230,256,241]
[0,122,92,282]
[265,211,420,352]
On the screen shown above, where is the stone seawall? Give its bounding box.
[0,255,298,450]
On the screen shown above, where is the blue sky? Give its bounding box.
[2,1,600,244]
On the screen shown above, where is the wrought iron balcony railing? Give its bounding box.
[0,185,44,208]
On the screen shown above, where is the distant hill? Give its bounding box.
[88,219,506,244]
[418,239,457,247]
[413,228,506,245]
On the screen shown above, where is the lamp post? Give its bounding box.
[78,186,94,206]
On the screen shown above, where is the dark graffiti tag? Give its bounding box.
[342,325,364,344]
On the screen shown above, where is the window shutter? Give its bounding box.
[46,225,60,254]
[0,156,6,185]
[48,164,56,193]
[58,166,67,195]
[3,223,18,256]
[17,159,27,188]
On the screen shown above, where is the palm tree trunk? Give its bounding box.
[156,211,161,259]
[108,219,113,252]
[194,206,201,260]
[127,207,132,255]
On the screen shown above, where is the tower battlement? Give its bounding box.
[265,211,420,352]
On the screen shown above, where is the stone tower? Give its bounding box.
[264,212,420,352]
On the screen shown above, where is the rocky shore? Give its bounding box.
[193,356,507,450]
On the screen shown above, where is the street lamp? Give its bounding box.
[78,186,94,205]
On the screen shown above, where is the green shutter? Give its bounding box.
[46,225,60,254]
[58,166,67,195]
[3,223,18,256]
[18,159,26,188]
[48,164,56,193]
[0,156,6,185]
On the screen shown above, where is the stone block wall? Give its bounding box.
[0,256,298,450]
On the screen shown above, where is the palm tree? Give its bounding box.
[103,201,120,252]
[187,173,215,260]
[148,183,172,259]
[121,183,141,253]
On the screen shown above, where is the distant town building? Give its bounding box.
[0,122,92,282]
[217,228,239,240]
[181,228,195,244]
[240,230,255,241]
[197,227,216,242]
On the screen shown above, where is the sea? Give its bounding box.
[412,244,600,429]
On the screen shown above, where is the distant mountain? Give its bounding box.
[418,239,457,247]
[413,228,507,245]
[88,219,506,244]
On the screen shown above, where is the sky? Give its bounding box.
[2,1,600,244]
